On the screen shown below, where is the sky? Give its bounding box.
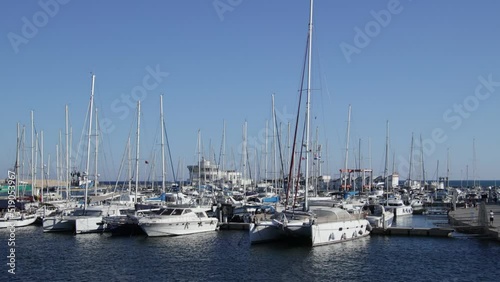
[1,0,500,183]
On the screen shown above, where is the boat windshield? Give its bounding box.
[72,210,102,216]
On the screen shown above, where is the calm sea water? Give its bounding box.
[1,215,499,281]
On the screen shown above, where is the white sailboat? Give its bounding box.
[1,125,38,229]
[43,73,124,233]
[249,0,370,246]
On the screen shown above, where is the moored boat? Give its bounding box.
[138,207,218,237]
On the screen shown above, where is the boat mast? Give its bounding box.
[65,105,69,201]
[304,0,314,211]
[472,138,476,187]
[15,123,20,198]
[135,100,141,204]
[420,134,426,191]
[31,110,36,199]
[408,132,414,188]
[272,94,278,191]
[243,121,248,198]
[84,73,95,210]
[343,105,351,191]
[384,121,389,199]
[128,136,132,194]
[436,160,439,189]
[197,129,201,194]
[41,130,44,202]
[160,95,166,193]
[94,108,99,196]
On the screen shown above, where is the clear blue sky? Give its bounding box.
[2,0,500,183]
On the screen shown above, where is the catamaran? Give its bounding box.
[249,0,370,247]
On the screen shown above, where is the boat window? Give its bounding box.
[85,210,102,216]
[172,209,184,216]
[339,227,343,231]
[195,212,205,218]
[158,208,175,215]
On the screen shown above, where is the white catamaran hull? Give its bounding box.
[43,216,75,232]
[250,218,370,246]
[75,216,104,234]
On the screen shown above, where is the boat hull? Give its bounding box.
[366,212,394,228]
[0,215,37,228]
[250,218,371,246]
[43,216,75,232]
[139,218,218,237]
[75,216,104,234]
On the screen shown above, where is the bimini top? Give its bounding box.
[310,207,354,223]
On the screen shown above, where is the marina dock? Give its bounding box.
[371,227,454,237]
[448,203,500,241]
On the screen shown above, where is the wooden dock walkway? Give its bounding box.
[448,203,500,241]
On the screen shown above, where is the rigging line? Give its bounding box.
[163,120,177,183]
[294,115,308,208]
[273,106,286,190]
[286,33,310,208]
[115,113,134,190]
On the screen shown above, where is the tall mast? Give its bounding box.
[358,138,361,192]
[128,137,132,194]
[243,121,248,197]
[58,130,62,196]
[15,123,20,198]
[31,110,36,198]
[368,137,372,191]
[56,144,59,196]
[304,0,314,211]
[65,105,69,200]
[272,94,277,190]
[35,132,38,200]
[197,129,201,193]
[160,95,166,193]
[222,120,226,173]
[134,100,141,204]
[408,132,414,188]
[384,121,389,196]
[420,134,426,191]
[472,138,476,187]
[264,119,268,183]
[94,108,99,196]
[84,73,95,210]
[343,105,352,191]
[41,130,44,202]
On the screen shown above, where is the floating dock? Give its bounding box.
[371,227,454,237]
[218,222,250,230]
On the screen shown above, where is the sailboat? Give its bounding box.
[43,74,131,233]
[1,124,38,229]
[249,0,370,246]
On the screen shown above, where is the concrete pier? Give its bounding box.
[447,203,500,241]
